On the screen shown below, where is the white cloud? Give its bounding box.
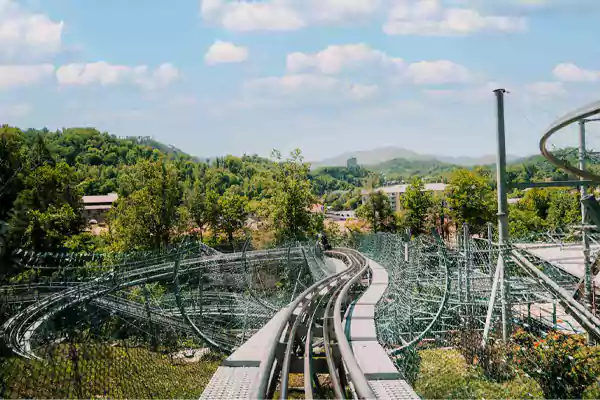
[287,43,403,74]
[287,43,472,85]
[0,64,54,89]
[308,0,380,22]
[244,73,379,102]
[200,0,379,31]
[384,0,527,36]
[553,63,600,82]
[205,40,249,65]
[200,0,305,31]
[348,83,379,100]
[245,74,340,95]
[0,0,64,58]
[56,62,181,89]
[406,60,472,84]
[526,81,567,98]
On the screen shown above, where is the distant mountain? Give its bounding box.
[313,146,521,168]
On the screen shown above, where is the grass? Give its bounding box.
[414,349,544,400]
[0,343,224,399]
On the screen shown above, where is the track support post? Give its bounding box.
[494,88,511,341]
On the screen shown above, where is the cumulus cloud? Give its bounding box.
[245,74,340,95]
[244,74,378,102]
[199,0,379,31]
[56,62,181,89]
[0,0,64,59]
[348,84,380,100]
[200,0,305,31]
[406,60,472,84]
[205,40,249,65]
[0,64,54,89]
[286,43,473,85]
[287,43,403,74]
[383,0,527,36]
[526,81,567,98]
[553,63,600,82]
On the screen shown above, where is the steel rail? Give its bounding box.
[512,249,600,341]
[539,99,600,182]
[304,294,326,399]
[279,290,316,399]
[2,247,307,359]
[252,249,358,399]
[323,282,347,399]
[332,250,376,400]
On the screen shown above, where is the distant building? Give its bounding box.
[361,183,448,213]
[347,157,358,170]
[82,193,118,225]
[325,210,356,221]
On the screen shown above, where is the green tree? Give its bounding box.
[401,177,433,235]
[8,162,84,253]
[265,149,317,243]
[215,185,248,244]
[184,178,209,241]
[109,160,182,250]
[445,169,495,233]
[0,126,25,223]
[547,190,580,230]
[356,190,397,233]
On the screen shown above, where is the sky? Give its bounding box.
[1,0,600,161]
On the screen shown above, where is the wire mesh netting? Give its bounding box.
[0,238,332,399]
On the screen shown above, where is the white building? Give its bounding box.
[361,183,448,212]
[82,193,118,224]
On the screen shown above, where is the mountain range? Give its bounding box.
[312,146,522,168]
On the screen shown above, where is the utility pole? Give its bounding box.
[494,88,511,341]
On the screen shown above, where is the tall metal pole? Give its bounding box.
[494,88,511,341]
[579,120,593,309]
[495,89,509,244]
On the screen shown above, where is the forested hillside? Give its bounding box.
[0,126,331,275]
[0,124,590,280]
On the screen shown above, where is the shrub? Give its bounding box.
[510,329,600,399]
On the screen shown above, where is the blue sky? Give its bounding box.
[2,0,600,161]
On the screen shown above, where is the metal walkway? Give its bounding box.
[345,259,419,399]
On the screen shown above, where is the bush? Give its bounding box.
[511,329,600,399]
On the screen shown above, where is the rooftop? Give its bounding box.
[82,193,118,204]
[362,183,448,195]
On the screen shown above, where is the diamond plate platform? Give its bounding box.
[369,379,420,399]
[199,366,258,399]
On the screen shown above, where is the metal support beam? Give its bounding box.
[580,120,594,312]
[494,88,511,341]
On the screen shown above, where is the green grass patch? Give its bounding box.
[0,344,224,399]
[414,349,544,399]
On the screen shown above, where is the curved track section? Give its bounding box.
[1,246,326,359]
[540,99,600,181]
[201,248,419,400]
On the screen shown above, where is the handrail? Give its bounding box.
[539,99,600,182]
[333,250,376,399]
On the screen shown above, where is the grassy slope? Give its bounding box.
[0,344,224,399]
